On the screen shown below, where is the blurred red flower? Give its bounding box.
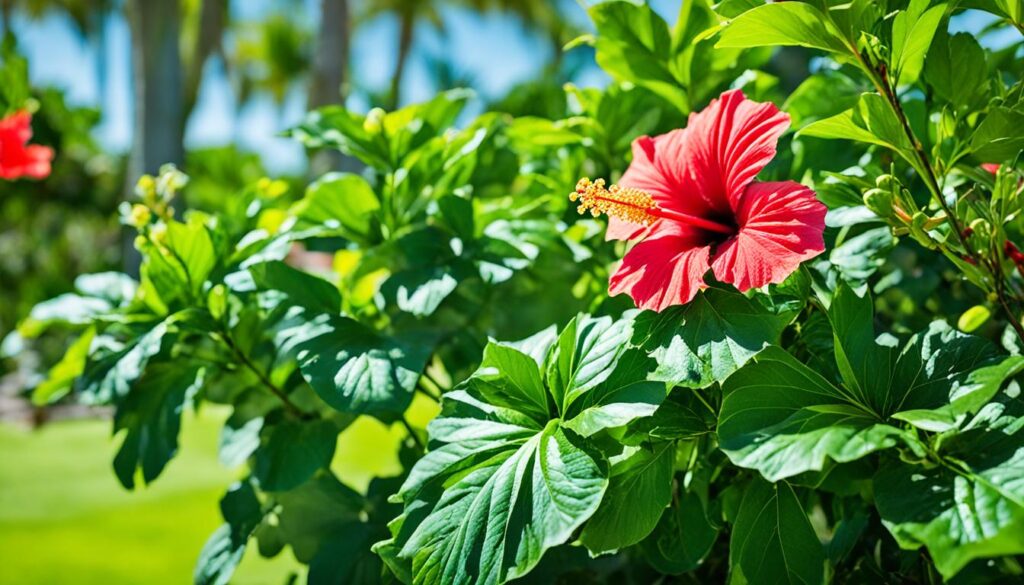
[572,90,826,311]
[0,110,53,180]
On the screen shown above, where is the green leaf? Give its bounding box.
[716,2,846,53]
[277,309,429,417]
[587,1,690,113]
[382,266,460,317]
[799,94,914,163]
[875,400,1024,578]
[718,346,907,481]
[32,327,95,405]
[546,313,636,413]
[166,215,216,293]
[924,31,987,108]
[890,0,947,86]
[78,320,172,405]
[385,315,661,584]
[640,488,719,574]
[195,481,263,585]
[253,419,339,491]
[294,172,381,245]
[18,293,112,338]
[271,473,366,561]
[561,348,666,438]
[634,288,792,388]
[729,478,825,585]
[112,364,203,489]
[892,355,1024,432]
[397,412,606,584]
[249,260,341,314]
[970,107,1024,163]
[580,442,674,554]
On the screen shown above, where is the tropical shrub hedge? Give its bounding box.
[8,1,1024,583]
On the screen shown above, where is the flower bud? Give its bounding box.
[150,223,168,246]
[135,175,156,201]
[863,188,894,218]
[874,174,900,192]
[364,108,385,133]
[208,284,227,320]
[129,204,151,228]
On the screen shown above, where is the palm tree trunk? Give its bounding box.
[124,0,185,275]
[308,0,349,109]
[388,11,414,110]
[1,0,12,40]
[184,0,227,121]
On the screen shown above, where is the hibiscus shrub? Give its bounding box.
[11,1,1024,584]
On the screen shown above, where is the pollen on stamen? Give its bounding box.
[569,177,658,226]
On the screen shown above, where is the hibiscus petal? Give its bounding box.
[617,130,721,219]
[609,221,712,311]
[710,181,826,291]
[682,89,790,211]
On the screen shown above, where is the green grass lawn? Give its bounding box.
[0,395,435,584]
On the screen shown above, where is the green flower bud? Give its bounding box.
[208,284,227,321]
[363,108,385,133]
[863,187,894,217]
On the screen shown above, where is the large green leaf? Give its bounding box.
[716,2,846,53]
[384,315,660,584]
[634,288,793,389]
[729,478,825,585]
[275,309,429,417]
[718,346,907,481]
[580,442,675,554]
[398,409,607,584]
[112,364,203,489]
[970,107,1024,162]
[875,399,1024,578]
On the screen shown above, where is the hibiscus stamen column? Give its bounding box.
[570,177,735,235]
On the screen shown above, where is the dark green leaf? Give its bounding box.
[580,442,674,554]
[249,260,341,314]
[729,479,825,585]
[253,419,338,491]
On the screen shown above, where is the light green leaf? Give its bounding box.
[799,93,914,163]
[729,478,825,585]
[294,172,381,245]
[890,0,947,86]
[580,442,675,554]
[716,2,846,53]
[587,1,690,113]
[166,216,216,293]
[32,327,95,405]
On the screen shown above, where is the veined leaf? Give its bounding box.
[716,2,847,53]
[729,478,825,585]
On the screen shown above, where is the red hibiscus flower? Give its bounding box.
[570,89,826,311]
[0,110,54,180]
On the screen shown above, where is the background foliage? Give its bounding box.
[3,0,1024,584]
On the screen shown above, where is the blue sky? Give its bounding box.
[11,0,655,173]
[7,1,1010,174]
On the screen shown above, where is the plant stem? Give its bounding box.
[848,44,1024,341]
[401,417,424,450]
[217,330,307,418]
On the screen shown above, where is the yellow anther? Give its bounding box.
[570,177,658,226]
